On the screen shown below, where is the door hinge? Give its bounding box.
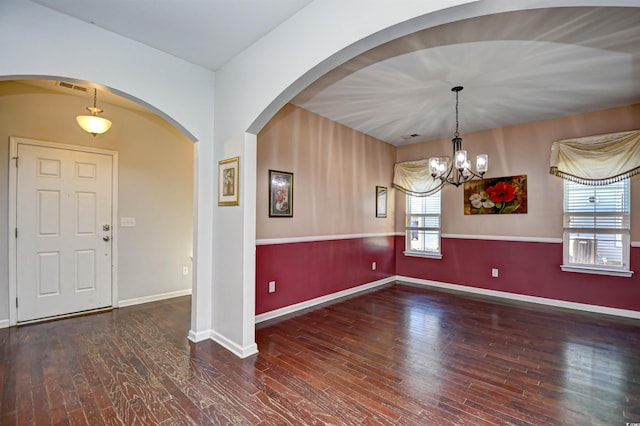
[12,156,18,167]
[16,298,18,308]
[15,228,17,238]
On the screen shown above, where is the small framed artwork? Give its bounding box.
[218,157,240,206]
[269,170,293,217]
[376,186,387,218]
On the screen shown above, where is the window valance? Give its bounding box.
[549,129,640,185]
[392,159,442,196]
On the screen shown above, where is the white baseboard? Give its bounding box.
[255,276,395,324]
[400,276,640,320]
[118,288,192,308]
[188,329,211,343]
[0,319,9,329]
[210,330,259,359]
[188,328,258,358]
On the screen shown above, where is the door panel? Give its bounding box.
[17,144,113,322]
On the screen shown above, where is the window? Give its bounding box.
[562,179,632,276]
[405,191,441,258]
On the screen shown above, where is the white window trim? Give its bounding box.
[561,179,633,277]
[403,250,443,259]
[560,264,634,278]
[404,192,442,258]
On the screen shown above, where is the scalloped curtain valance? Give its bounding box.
[392,158,443,196]
[549,129,640,185]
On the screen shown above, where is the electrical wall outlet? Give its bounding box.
[268,281,276,293]
[183,266,189,276]
[372,262,377,270]
[491,268,499,278]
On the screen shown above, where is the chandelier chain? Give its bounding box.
[454,88,460,138]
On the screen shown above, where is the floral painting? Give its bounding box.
[464,175,527,215]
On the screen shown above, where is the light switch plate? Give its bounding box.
[121,217,136,227]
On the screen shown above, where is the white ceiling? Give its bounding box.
[29,0,313,71]
[291,7,640,145]
[24,2,640,145]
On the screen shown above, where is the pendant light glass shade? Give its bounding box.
[77,88,112,136]
[76,114,112,136]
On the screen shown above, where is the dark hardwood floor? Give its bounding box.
[1,283,639,425]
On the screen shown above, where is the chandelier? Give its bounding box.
[429,86,488,186]
[76,88,112,136]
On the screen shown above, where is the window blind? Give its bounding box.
[563,179,629,268]
[406,192,441,253]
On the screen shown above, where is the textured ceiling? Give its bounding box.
[291,7,640,145]
[23,3,640,145]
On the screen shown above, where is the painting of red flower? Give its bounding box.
[463,175,527,215]
[486,181,517,203]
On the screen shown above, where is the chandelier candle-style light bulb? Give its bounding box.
[455,150,467,169]
[429,158,441,176]
[476,154,488,173]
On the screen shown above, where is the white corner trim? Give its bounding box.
[255,276,395,323]
[118,288,192,308]
[187,329,259,358]
[188,329,211,343]
[256,232,396,246]
[0,319,9,329]
[210,330,259,358]
[442,234,563,243]
[400,276,640,320]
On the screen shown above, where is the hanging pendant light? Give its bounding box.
[429,86,488,187]
[76,88,112,136]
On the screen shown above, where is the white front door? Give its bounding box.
[16,143,113,322]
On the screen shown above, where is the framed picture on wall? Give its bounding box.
[218,157,240,206]
[463,174,527,215]
[376,186,387,218]
[269,170,293,217]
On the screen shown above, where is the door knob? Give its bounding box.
[103,224,111,231]
[103,236,110,242]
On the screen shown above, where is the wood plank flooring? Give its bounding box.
[1,283,639,425]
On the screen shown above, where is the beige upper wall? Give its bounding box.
[0,82,194,321]
[395,104,640,240]
[257,103,640,241]
[257,104,396,240]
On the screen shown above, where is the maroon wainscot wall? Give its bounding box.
[395,236,640,312]
[256,236,396,315]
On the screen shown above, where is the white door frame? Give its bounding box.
[8,136,119,326]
